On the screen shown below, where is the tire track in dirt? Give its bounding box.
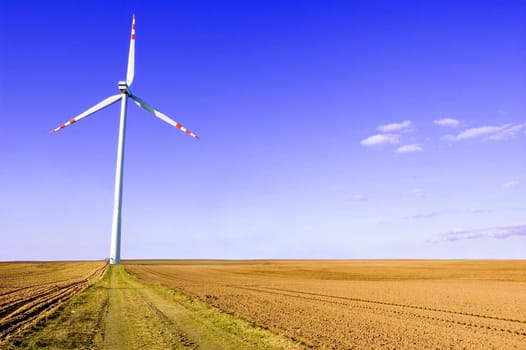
[134,266,526,340]
[0,264,110,302]
[0,282,89,319]
[235,286,526,337]
[260,286,526,324]
[0,274,101,299]
[0,263,107,339]
[141,297,199,349]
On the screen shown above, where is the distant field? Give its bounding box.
[0,261,107,340]
[2,260,525,349]
[126,260,526,349]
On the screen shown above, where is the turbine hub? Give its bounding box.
[118,81,131,95]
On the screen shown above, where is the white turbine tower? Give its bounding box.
[51,14,200,265]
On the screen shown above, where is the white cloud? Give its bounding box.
[433,118,460,128]
[451,126,502,140]
[377,120,412,133]
[360,134,400,147]
[503,180,520,189]
[395,144,423,153]
[408,188,425,198]
[351,194,368,201]
[436,224,526,242]
[488,123,526,141]
[442,123,526,142]
[410,210,443,219]
[469,208,489,214]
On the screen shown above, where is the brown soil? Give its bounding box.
[3,265,304,349]
[0,261,107,341]
[125,260,526,349]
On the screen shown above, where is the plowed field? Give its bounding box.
[125,260,526,349]
[3,265,303,349]
[0,261,107,341]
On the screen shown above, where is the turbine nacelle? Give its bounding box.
[118,81,132,95]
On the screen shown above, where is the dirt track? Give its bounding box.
[126,260,526,349]
[100,265,302,349]
[2,264,303,349]
[0,261,107,340]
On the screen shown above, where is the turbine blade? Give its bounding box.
[126,14,136,86]
[50,94,122,134]
[130,94,200,140]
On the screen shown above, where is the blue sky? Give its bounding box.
[1,1,525,260]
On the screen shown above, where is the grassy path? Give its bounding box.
[102,266,184,349]
[4,265,304,349]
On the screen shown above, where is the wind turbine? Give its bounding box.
[51,14,200,265]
